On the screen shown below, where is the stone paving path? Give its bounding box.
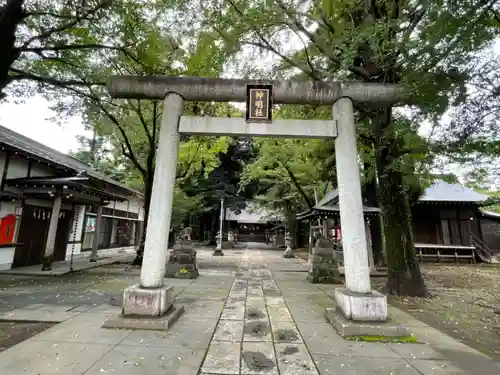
[0,249,499,374]
[201,251,317,375]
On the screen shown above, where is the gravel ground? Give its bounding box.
[388,264,500,361]
[297,250,500,360]
[0,321,55,353]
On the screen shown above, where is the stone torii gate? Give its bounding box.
[105,76,405,331]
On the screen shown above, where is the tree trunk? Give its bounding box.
[286,211,299,249]
[373,108,427,297]
[131,172,153,266]
[209,210,218,245]
[0,0,24,98]
[369,216,385,266]
[363,172,385,266]
[378,167,428,297]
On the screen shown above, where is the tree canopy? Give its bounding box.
[5,0,500,295]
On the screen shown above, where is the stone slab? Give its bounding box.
[246,305,268,321]
[325,307,410,338]
[101,305,185,330]
[221,302,245,320]
[23,303,79,311]
[0,340,114,374]
[120,317,217,349]
[122,284,174,316]
[31,313,132,344]
[243,319,272,342]
[0,309,80,322]
[201,341,241,374]
[334,287,388,321]
[84,344,205,375]
[271,320,303,343]
[408,357,500,375]
[213,319,244,342]
[241,341,278,375]
[313,355,422,375]
[267,305,294,323]
[275,343,318,375]
[296,321,400,358]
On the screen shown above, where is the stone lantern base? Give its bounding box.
[307,247,342,284]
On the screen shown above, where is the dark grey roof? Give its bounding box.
[315,180,487,207]
[313,204,380,213]
[0,124,142,197]
[420,180,487,203]
[316,189,339,207]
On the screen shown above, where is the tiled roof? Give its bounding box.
[315,180,488,207]
[420,180,488,203]
[316,189,338,207]
[0,124,141,197]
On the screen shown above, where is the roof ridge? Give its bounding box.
[0,124,142,197]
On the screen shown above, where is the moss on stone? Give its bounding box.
[344,334,418,343]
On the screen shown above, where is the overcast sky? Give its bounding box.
[0,96,90,154]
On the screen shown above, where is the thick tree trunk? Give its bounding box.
[378,168,428,297]
[372,108,427,297]
[0,0,24,98]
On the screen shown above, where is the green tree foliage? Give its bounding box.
[0,0,132,99]
[202,0,499,296]
[68,130,132,184]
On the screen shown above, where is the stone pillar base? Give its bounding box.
[334,287,387,321]
[102,284,185,330]
[325,307,410,338]
[306,247,341,284]
[122,284,174,317]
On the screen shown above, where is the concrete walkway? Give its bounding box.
[0,249,498,374]
[0,250,135,276]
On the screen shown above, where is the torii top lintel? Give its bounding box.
[107,75,408,106]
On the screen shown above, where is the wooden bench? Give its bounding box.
[414,243,476,263]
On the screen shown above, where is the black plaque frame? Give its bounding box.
[245,84,273,123]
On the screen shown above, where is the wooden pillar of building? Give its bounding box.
[365,218,376,272]
[90,205,103,262]
[41,194,62,271]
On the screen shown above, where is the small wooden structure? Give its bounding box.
[296,189,380,272]
[299,181,496,264]
[412,181,490,263]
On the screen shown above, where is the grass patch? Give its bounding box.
[344,334,418,343]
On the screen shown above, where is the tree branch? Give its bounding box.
[8,67,105,87]
[20,44,127,53]
[279,161,314,209]
[274,0,371,79]
[134,100,154,143]
[224,0,324,80]
[22,0,111,47]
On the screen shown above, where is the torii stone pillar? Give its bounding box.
[333,98,386,321]
[120,93,183,317]
[106,76,405,324]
